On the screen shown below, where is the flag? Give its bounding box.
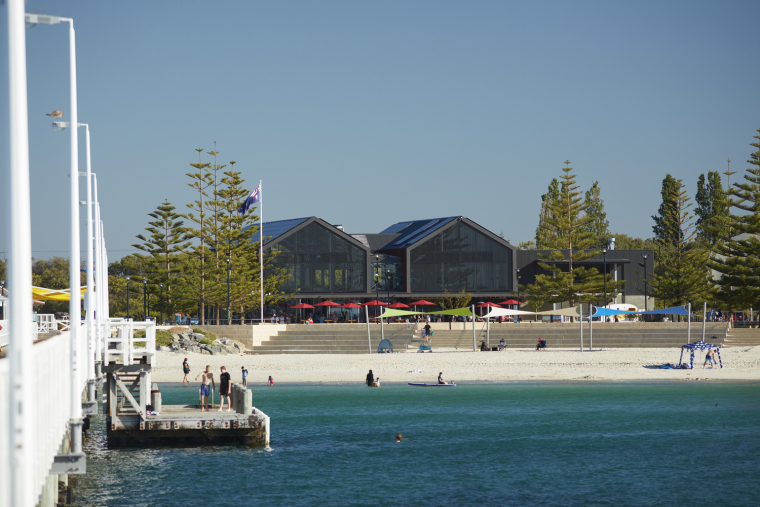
[238,185,261,214]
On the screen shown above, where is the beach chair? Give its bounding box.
[536,339,547,351]
[417,344,432,353]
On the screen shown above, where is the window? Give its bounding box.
[410,222,510,292]
[265,222,367,293]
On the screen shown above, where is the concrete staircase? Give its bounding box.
[723,328,760,347]
[245,322,729,353]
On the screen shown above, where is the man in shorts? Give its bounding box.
[195,365,215,411]
[241,366,249,386]
[218,366,231,412]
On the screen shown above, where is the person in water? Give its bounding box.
[395,433,402,442]
[438,372,447,385]
[372,377,381,387]
[366,369,374,387]
[268,376,274,386]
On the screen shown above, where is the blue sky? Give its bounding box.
[1,0,759,260]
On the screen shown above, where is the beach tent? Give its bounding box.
[377,339,393,353]
[679,340,722,369]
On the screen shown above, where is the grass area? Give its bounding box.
[193,327,218,342]
[200,337,214,346]
[134,329,146,338]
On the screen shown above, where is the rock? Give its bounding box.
[219,348,228,355]
[188,346,201,354]
[210,346,222,354]
[192,333,205,341]
[201,349,211,355]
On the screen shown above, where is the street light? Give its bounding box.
[142,277,147,320]
[516,268,521,304]
[126,275,131,319]
[386,269,392,304]
[26,11,83,426]
[226,257,231,325]
[159,283,164,324]
[374,254,380,321]
[641,254,648,313]
[602,248,608,308]
[52,119,95,382]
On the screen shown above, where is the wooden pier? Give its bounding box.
[104,320,270,447]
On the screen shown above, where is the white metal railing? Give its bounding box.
[0,330,85,507]
[0,319,8,348]
[36,314,57,334]
[103,318,155,368]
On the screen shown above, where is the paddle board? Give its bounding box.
[407,383,457,387]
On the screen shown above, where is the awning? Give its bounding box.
[32,286,87,301]
[590,305,690,317]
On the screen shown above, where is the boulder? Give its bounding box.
[201,349,211,355]
[188,345,202,354]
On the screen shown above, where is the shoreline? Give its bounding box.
[153,347,760,384]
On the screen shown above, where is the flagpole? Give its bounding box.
[259,180,263,325]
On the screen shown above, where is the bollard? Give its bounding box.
[230,383,238,411]
[243,389,253,415]
[236,385,244,413]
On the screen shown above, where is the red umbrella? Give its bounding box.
[339,302,362,309]
[315,301,341,307]
[290,303,314,309]
[363,300,388,306]
[388,302,409,309]
[410,300,435,306]
[498,299,522,305]
[475,302,502,308]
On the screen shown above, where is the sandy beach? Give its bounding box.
[153,346,760,384]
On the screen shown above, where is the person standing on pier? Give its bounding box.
[219,366,232,412]
[195,365,215,411]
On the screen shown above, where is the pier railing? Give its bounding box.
[0,329,88,507]
[103,319,155,367]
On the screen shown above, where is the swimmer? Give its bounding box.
[395,433,408,442]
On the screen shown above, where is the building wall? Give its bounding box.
[408,222,512,293]
[265,221,368,293]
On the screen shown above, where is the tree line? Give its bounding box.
[518,128,760,318]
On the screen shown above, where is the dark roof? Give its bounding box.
[245,217,311,245]
[379,217,459,249]
[351,233,401,251]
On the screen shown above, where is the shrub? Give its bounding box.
[192,328,217,342]
[156,330,173,347]
[134,329,146,338]
[200,337,215,346]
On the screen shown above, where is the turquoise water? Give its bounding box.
[75,382,760,506]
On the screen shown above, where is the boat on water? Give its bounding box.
[407,383,457,387]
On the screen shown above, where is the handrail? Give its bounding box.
[721,319,731,347]
[404,321,419,349]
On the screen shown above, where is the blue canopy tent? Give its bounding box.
[679,340,722,369]
[377,339,393,354]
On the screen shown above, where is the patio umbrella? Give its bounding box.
[388,302,409,309]
[410,299,436,313]
[290,303,315,322]
[498,299,522,306]
[363,299,388,320]
[339,301,363,322]
[315,300,341,319]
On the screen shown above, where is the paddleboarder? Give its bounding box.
[437,372,448,385]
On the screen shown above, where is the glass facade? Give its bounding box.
[410,222,511,292]
[265,222,367,293]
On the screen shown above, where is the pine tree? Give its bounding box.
[216,168,291,319]
[646,178,712,311]
[652,174,680,247]
[583,181,610,247]
[695,171,728,246]
[522,161,622,318]
[535,178,560,248]
[707,128,760,313]
[204,143,227,322]
[132,200,191,318]
[182,148,213,324]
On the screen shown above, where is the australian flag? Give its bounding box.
[238,185,261,215]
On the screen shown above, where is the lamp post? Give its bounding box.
[374,254,380,321]
[126,275,131,319]
[0,279,4,320]
[386,269,392,304]
[226,257,231,325]
[641,254,648,313]
[159,283,164,324]
[26,12,83,429]
[602,248,608,308]
[516,268,521,304]
[142,277,147,320]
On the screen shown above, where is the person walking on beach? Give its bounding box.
[241,366,249,386]
[195,365,215,411]
[218,366,232,412]
[366,369,374,387]
[438,372,448,385]
[182,358,190,384]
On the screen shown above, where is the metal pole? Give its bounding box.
[159,284,164,324]
[67,17,83,424]
[126,276,130,319]
[472,304,476,351]
[603,250,607,307]
[259,180,263,325]
[143,277,147,320]
[92,176,102,364]
[365,305,372,354]
[84,125,95,384]
[486,310,490,348]
[701,301,706,342]
[8,1,36,501]
[589,304,593,350]
[579,303,583,351]
[687,302,691,344]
